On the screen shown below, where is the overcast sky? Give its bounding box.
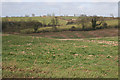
[1,0,119,17]
[1,0,120,2]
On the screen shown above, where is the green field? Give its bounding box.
[2,16,118,78]
[2,30,118,78]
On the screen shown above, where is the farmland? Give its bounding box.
[2,16,118,78]
[2,30,118,78]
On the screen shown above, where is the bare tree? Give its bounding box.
[52,13,55,17]
[76,16,88,30]
[42,19,46,27]
[51,17,59,30]
[51,18,56,27]
[55,17,59,26]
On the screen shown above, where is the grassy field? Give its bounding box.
[2,16,67,25]
[2,16,118,78]
[2,29,118,78]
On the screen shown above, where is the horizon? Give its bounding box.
[1,2,118,17]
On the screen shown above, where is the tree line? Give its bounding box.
[2,16,117,33]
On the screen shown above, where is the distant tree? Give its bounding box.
[102,22,107,28]
[6,16,9,18]
[80,14,87,17]
[25,14,29,17]
[91,16,102,29]
[51,17,59,30]
[55,17,59,26]
[99,17,107,28]
[32,20,42,33]
[51,18,56,26]
[52,13,55,17]
[110,14,114,17]
[47,14,51,16]
[42,19,46,27]
[76,16,88,30]
[32,14,35,17]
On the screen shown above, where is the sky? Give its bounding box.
[1,0,120,2]
[1,0,119,17]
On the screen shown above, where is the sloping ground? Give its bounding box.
[28,28,118,39]
[2,34,118,78]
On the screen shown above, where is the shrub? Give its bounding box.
[2,20,42,33]
[28,20,42,33]
[102,22,107,28]
[34,26,38,33]
[91,16,102,29]
[50,17,59,30]
[70,26,76,31]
